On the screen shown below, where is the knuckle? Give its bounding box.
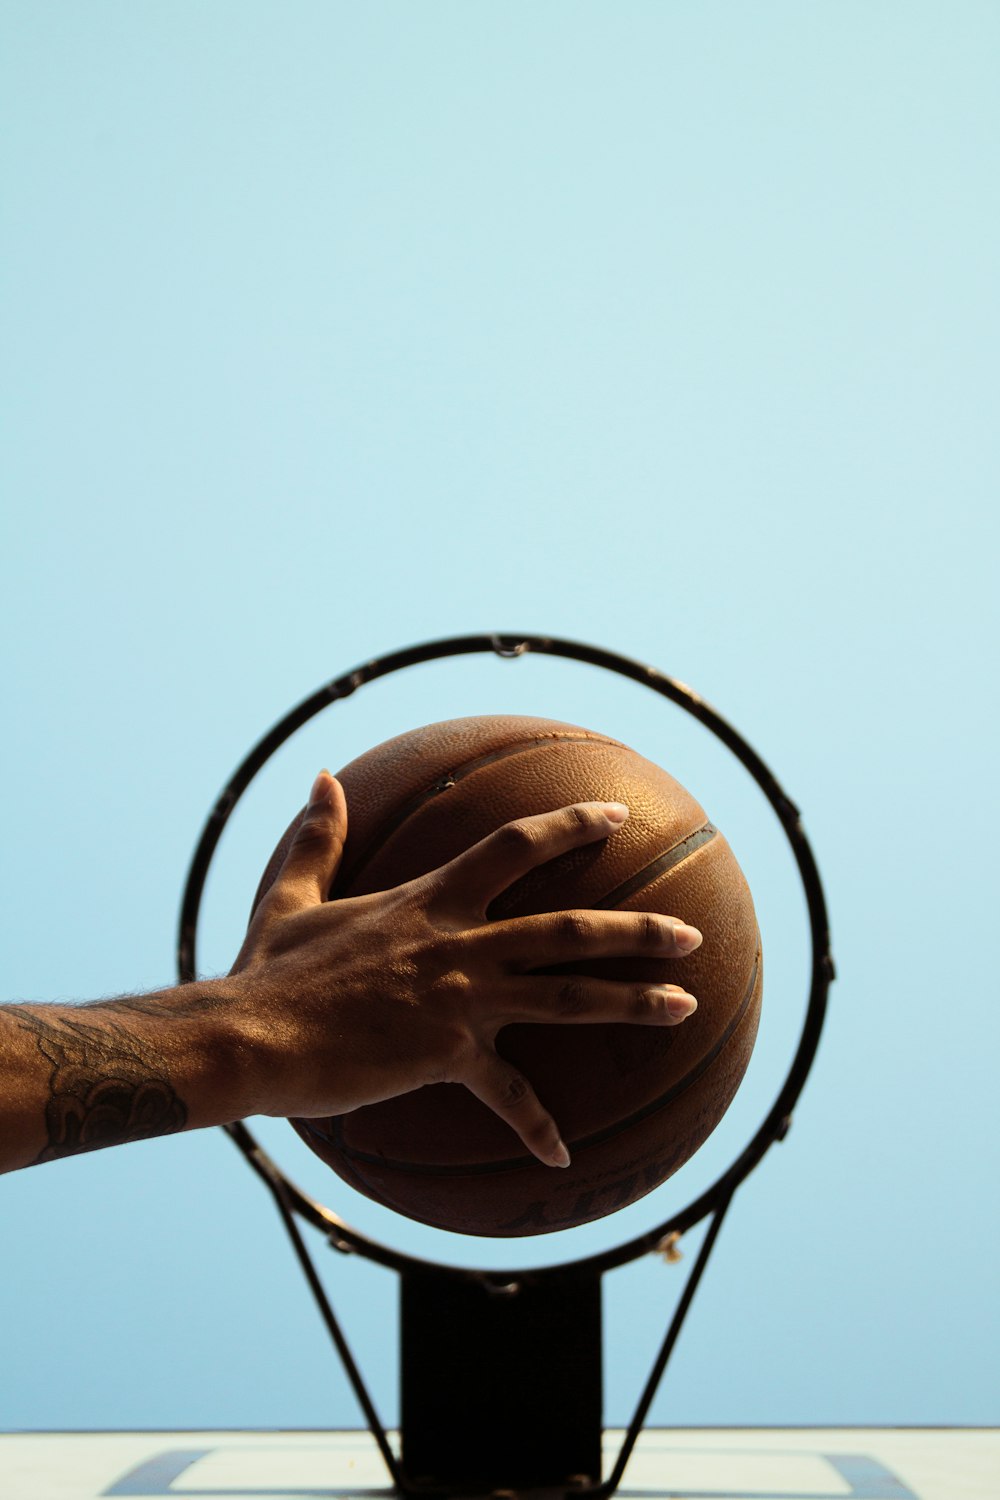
[291,812,331,855]
[432,967,473,1007]
[428,971,476,1061]
[495,819,537,857]
[565,803,594,834]
[640,913,665,949]
[258,886,299,922]
[632,986,660,1019]
[501,1070,530,1109]
[557,980,589,1016]
[558,911,592,946]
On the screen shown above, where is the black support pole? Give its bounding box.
[400,1268,602,1492]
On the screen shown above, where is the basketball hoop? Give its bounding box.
[178,632,833,1498]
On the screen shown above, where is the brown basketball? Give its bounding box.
[253,715,762,1238]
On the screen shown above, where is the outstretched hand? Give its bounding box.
[232,771,703,1168]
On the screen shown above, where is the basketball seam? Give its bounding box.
[336,731,626,894]
[593,822,718,908]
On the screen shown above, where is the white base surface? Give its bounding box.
[0,1428,995,1500]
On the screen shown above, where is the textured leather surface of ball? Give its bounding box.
[254,715,762,1237]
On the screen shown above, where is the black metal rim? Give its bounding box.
[178,632,833,1279]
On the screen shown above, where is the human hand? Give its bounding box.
[231,771,703,1167]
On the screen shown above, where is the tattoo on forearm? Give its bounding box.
[8,1005,188,1163]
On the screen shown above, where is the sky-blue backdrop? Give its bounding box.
[2,1,997,1435]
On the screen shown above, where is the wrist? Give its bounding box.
[134,977,273,1129]
[194,972,297,1123]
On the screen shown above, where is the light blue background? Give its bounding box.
[2,1,997,1434]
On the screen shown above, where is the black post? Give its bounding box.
[400,1268,603,1492]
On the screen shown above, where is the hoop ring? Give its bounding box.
[177,632,833,1279]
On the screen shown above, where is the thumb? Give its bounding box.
[267,771,349,911]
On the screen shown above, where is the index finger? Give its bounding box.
[437,801,630,916]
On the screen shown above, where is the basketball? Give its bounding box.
[253,716,762,1237]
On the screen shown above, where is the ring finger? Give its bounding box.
[500,975,698,1026]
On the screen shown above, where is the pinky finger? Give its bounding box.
[463,1052,572,1169]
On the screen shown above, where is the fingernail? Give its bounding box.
[667,994,698,1020]
[550,1140,571,1168]
[674,922,703,953]
[603,803,630,825]
[309,770,333,807]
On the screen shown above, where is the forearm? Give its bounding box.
[0,983,258,1174]
[1,784,704,1178]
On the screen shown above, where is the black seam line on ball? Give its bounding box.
[318,943,761,1178]
[592,821,718,909]
[336,732,624,893]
